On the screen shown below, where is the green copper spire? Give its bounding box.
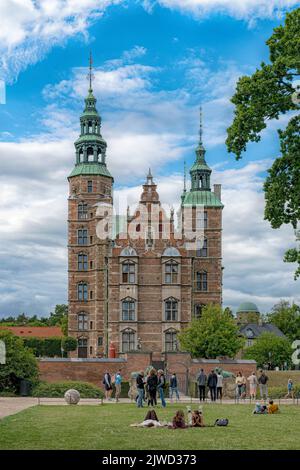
[190,106,212,190]
[69,53,113,180]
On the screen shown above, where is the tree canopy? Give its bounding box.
[226,8,300,279]
[244,332,293,369]
[178,304,243,358]
[267,300,300,341]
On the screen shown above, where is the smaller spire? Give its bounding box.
[146,168,154,185]
[199,105,203,145]
[87,50,94,92]
[183,160,186,193]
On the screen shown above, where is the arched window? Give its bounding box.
[87,147,94,162]
[122,329,136,352]
[165,329,178,352]
[162,247,180,257]
[196,271,208,291]
[79,149,84,163]
[122,261,135,284]
[88,121,93,133]
[165,260,178,284]
[165,297,178,321]
[77,229,88,245]
[78,253,88,271]
[78,202,88,220]
[77,282,88,301]
[196,238,207,257]
[122,298,135,321]
[78,312,88,330]
[120,247,137,257]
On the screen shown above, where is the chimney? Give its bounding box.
[214,184,221,201]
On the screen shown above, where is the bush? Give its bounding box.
[61,337,77,353]
[32,381,104,398]
[0,330,39,394]
[23,337,63,357]
[268,385,300,399]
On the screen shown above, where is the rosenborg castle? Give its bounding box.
[67,78,224,359]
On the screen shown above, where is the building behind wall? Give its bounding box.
[68,80,224,359]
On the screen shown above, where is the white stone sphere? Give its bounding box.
[64,389,80,405]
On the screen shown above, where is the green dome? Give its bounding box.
[237,302,259,313]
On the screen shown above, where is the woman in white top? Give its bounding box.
[216,373,223,400]
[247,372,258,399]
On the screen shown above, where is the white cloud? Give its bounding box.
[152,0,300,22]
[0,0,121,82]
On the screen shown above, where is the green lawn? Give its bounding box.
[0,404,299,450]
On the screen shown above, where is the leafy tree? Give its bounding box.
[226,8,300,278]
[178,304,243,358]
[62,336,77,353]
[49,304,68,326]
[0,330,39,393]
[267,300,300,341]
[244,332,293,368]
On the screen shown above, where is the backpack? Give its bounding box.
[214,418,229,427]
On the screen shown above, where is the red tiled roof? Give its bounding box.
[0,326,63,338]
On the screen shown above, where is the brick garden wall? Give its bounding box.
[38,352,256,391]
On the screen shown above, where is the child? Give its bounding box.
[267,400,279,414]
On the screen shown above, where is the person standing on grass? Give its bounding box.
[103,371,113,400]
[157,369,167,408]
[114,370,122,402]
[235,371,244,399]
[247,371,258,400]
[285,378,294,399]
[136,371,145,408]
[216,371,223,400]
[207,369,218,402]
[169,372,180,402]
[147,368,158,406]
[197,369,207,402]
[258,370,269,400]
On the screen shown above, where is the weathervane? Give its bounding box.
[87,51,94,91]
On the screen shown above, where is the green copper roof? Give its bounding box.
[75,134,106,144]
[182,190,223,207]
[190,160,212,172]
[68,163,113,179]
[237,302,260,313]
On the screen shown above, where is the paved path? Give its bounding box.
[1,396,298,420]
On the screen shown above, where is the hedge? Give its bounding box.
[268,385,300,399]
[32,381,104,399]
[23,337,76,357]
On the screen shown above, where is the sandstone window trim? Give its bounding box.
[121,260,136,284]
[77,281,88,301]
[78,252,88,271]
[77,312,89,331]
[164,259,179,284]
[164,328,178,352]
[121,328,136,353]
[164,297,179,322]
[78,202,88,220]
[77,228,88,245]
[121,297,136,321]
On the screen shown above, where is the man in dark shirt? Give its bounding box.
[136,371,145,408]
[258,371,269,399]
[207,369,218,402]
[197,369,207,402]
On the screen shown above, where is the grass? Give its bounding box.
[0,403,300,450]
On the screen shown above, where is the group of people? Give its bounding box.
[136,369,179,408]
[197,369,224,402]
[131,407,206,429]
[253,399,280,414]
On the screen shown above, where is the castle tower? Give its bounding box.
[67,54,113,358]
[181,107,224,318]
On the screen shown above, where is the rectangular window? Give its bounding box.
[122,262,135,283]
[165,261,178,284]
[78,203,88,220]
[122,300,135,321]
[122,331,135,352]
[194,304,205,319]
[78,283,88,301]
[165,332,177,352]
[98,336,103,347]
[78,229,88,245]
[90,261,93,269]
[78,314,88,330]
[90,290,93,300]
[78,254,88,271]
[196,210,208,229]
[165,299,178,321]
[87,181,93,193]
[196,238,207,257]
[196,272,208,291]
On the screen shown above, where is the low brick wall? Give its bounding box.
[38,352,256,392]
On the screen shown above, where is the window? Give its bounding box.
[194,304,205,319]
[78,282,88,301]
[87,147,94,162]
[122,329,135,352]
[196,271,208,291]
[196,210,208,229]
[88,121,92,133]
[98,336,103,347]
[78,203,88,220]
[247,339,254,347]
[78,253,88,271]
[122,261,135,283]
[78,313,88,330]
[122,298,135,321]
[196,238,207,257]
[78,338,88,358]
[165,330,178,352]
[78,229,88,245]
[165,260,178,284]
[87,181,93,193]
[165,298,178,321]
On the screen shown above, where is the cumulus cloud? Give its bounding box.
[150,0,300,23]
[0,0,121,82]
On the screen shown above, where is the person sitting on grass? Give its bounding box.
[169,410,188,429]
[191,410,205,427]
[253,401,267,414]
[267,400,279,414]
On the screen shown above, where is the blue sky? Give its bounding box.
[0,0,299,317]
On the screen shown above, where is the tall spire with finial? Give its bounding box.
[87,50,94,91]
[199,105,203,145]
[183,160,186,193]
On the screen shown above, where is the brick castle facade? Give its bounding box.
[68,81,224,359]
